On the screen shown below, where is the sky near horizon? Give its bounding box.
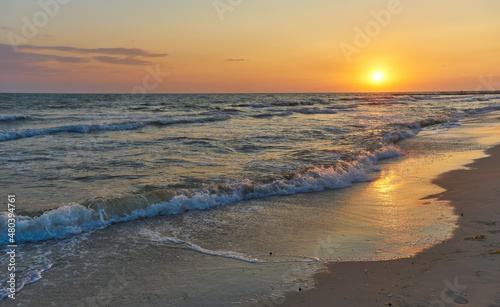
[0,0,499,93]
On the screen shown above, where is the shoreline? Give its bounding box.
[281,144,500,306]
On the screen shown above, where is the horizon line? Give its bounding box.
[1,90,499,95]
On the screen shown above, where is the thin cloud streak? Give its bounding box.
[93,56,151,65]
[20,52,89,63]
[17,45,168,58]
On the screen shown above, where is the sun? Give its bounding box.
[372,71,384,82]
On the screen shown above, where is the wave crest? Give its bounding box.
[0,115,231,142]
[1,146,401,245]
[0,115,31,122]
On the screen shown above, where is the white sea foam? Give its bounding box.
[143,231,262,263]
[0,253,53,300]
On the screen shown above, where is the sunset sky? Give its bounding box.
[1,0,499,93]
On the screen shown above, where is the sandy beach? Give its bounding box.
[282,144,500,307]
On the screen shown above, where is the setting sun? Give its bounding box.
[372,72,384,82]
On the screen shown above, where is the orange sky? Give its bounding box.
[1,0,499,93]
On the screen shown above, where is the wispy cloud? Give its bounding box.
[0,44,66,73]
[20,51,89,63]
[0,26,12,31]
[0,43,168,73]
[93,56,151,66]
[17,45,168,58]
[84,65,106,69]
[225,58,246,62]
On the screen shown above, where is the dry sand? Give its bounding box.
[281,145,500,307]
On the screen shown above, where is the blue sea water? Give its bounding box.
[1,92,500,303]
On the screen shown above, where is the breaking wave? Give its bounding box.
[0,146,401,245]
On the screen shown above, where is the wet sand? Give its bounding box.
[282,144,500,306]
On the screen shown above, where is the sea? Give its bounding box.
[1,92,500,305]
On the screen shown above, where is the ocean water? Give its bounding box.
[1,92,500,304]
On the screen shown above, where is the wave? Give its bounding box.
[465,105,500,115]
[338,97,362,101]
[398,116,454,129]
[365,99,408,106]
[0,114,231,142]
[0,145,402,245]
[0,115,31,122]
[309,98,329,104]
[474,97,490,102]
[292,107,337,114]
[237,100,331,109]
[327,104,358,110]
[272,101,301,107]
[482,95,500,100]
[375,116,457,145]
[250,107,337,117]
[230,103,270,108]
[251,112,292,118]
